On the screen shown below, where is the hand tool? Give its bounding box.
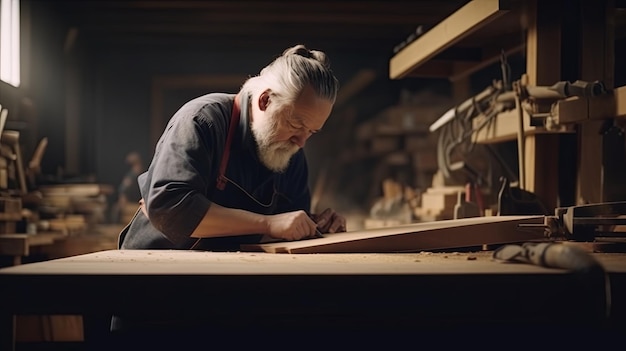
[314,228,324,238]
[493,241,603,274]
[493,241,611,319]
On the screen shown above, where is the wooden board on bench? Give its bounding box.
[241,215,545,254]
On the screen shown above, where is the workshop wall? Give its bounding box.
[4,2,450,221]
[0,1,68,180]
[87,49,405,192]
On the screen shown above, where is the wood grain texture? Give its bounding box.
[1,248,624,350]
[241,215,546,254]
[2,246,625,277]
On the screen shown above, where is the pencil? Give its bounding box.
[314,228,324,238]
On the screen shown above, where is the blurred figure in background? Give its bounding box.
[114,151,144,223]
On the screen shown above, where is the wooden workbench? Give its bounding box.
[1,248,625,349]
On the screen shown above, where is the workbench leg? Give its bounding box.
[0,314,15,351]
[83,314,115,350]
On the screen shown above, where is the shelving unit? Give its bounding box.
[389,0,626,210]
[390,0,523,82]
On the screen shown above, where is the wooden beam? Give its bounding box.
[589,85,626,119]
[525,0,562,86]
[59,1,466,25]
[555,85,626,123]
[389,0,511,79]
[577,0,617,204]
[522,0,564,211]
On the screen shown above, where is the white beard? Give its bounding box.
[250,110,300,172]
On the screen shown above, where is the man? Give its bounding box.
[118,44,346,252]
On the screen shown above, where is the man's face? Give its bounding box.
[251,85,333,172]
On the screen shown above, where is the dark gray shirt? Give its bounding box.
[119,93,311,251]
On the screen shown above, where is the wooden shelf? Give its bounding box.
[389,0,524,81]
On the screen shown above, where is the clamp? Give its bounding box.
[519,201,626,241]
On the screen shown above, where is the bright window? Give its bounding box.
[0,0,20,87]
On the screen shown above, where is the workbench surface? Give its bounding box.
[0,248,625,275]
[1,249,625,348]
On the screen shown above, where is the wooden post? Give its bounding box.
[577,0,617,204]
[523,0,563,211]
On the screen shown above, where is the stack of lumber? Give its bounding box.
[38,183,112,234]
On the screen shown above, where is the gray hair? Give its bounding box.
[241,44,339,108]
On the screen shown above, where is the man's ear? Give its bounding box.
[258,90,272,111]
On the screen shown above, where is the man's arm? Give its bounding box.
[190,203,320,241]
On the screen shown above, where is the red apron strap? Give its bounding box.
[216,94,241,190]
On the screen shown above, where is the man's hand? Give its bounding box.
[266,210,319,241]
[311,208,347,234]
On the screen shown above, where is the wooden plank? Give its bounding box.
[0,235,28,256]
[389,0,511,79]
[39,183,112,197]
[554,85,626,124]
[472,107,575,144]
[554,96,590,124]
[241,215,545,254]
[0,233,68,257]
[0,108,8,137]
[589,85,626,119]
